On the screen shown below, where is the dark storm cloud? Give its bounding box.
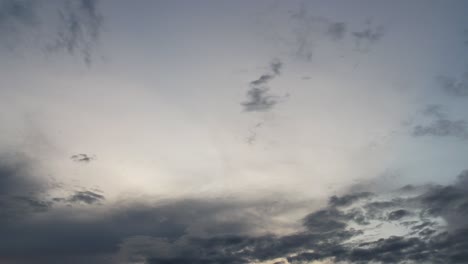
[71,153,94,163]
[47,0,103,65]
[412,104,468,140]
[437,72,468,97]
[242,60,286,112]
[3,152,468,264]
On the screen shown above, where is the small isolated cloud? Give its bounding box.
[326,22,347,41]
[241,59,287,112]
[352,21,384,52]
[71,153,94,163]
[437,72,468,97]
[67,190,105,204]
[242,87,280,112]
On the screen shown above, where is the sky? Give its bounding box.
[1,0,468,263]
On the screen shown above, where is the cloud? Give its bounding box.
[71,153,94,163]
[241,87,280,112]
[0,0,37,49]
[387,209,410,221]
[328,192,374,207]
[0,154,54,220]
[290,4,348,60]
[326,22,347,41]
[352,21,384,52]
[0,0,36,28]
[3,148,468,263]
[67,190,105,204]
[241,60,286,112]
[0,0,103,65]
[463,29,468,46]
[413,119,468,139]
[47,0,103,65]
[437,72,468,97]
[412,105,468,140]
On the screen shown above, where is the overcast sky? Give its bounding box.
[1,1,468,263]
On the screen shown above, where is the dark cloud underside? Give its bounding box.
[2,151,468,264]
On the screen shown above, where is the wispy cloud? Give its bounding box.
[437,72,468,97]
[326,22,347,41]
[412,105,468,140]
[71,153,95,163]
[0,0,37,49]
[47,0,103,65]
[0,0,103,65]
[241,59,286,112]
[352,21,384,52]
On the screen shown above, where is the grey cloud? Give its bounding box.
[270,59,282,75]
[0,154,54,220]
[67,190,105,204]
[3,154,468,264]
[245,122,263,145]
[241,87,280,112]
[387,209,410,221]
[412,105,468,140]
[0,0,103,65]
[0,0,37,48]
[241,60,286,112]
[352,22,384,52]
[437,72,468,97]
[412,119,468,139]
[422,104,446,119]
[47,0,103,65]
[250,74,274,86]
[464,29,468,46]
[326,22,346,41]
[290,4,348,60]
[328,191,374,207]
[0,0,36,28]
[71,153,94,163]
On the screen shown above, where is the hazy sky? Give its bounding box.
[1,1,468,263]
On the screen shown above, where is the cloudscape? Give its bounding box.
[1,1,468,263]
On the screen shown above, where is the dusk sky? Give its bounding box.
[1,1,468,263]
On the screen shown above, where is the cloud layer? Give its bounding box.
[2,150,468,263]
